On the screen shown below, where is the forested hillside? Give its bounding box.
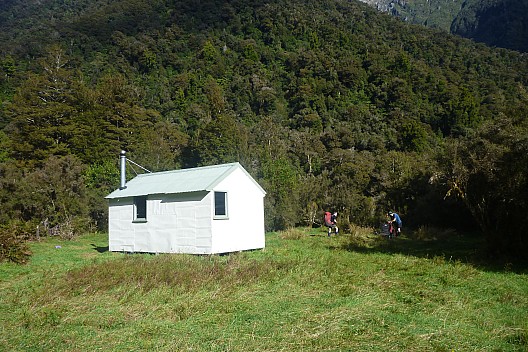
[358,0,464,31]
[451,0,528,52]
[358,0,528,53]
[1,0,527,261]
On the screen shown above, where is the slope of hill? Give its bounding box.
[358,0,465,30]
[357,0,528,52]
[451,0,528,52]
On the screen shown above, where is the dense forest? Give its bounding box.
[1,0,527,262]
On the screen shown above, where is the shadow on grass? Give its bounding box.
[91,244,109,253]
[333,233,528,273]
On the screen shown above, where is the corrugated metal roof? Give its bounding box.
[105,162,264,199]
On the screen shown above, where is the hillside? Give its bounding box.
[0,0,527,260]
[357,0,528,52]
[451,0,528,52]
[358,0,464,31]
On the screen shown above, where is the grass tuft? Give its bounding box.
[279,227,305,240]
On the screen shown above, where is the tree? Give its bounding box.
[127,120,189,172]
[0,155,90,238]
[259,155,300,231]
[191,113,247,166]
[5,46,84,165]
[438,116,528,258]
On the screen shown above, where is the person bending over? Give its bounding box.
[324,211,339,237]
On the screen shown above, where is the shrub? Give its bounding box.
[0,221,33,264]
[412,225,457,241]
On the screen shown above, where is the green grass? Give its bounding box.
[1,228,527,351]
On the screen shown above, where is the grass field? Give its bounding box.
[0,228,527,351]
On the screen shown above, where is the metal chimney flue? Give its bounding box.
[120,150,127,190]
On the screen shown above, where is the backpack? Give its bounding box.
[324,212,332,226]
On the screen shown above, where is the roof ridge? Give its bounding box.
[136,162,239,177]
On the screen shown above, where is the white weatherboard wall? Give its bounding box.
[210,167,265,253]
[108,192,213,254]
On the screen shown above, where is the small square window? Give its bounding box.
[134,196,147,221]
[214,191,228,218]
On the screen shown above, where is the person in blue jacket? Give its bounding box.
[388,211,402,237]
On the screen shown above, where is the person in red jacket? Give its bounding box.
[324,211,339,237]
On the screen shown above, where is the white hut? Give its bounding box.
[105,160,266,254]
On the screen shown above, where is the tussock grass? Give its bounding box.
[279,227,305,240]
[0,229,527,351]
[60,253,289,295]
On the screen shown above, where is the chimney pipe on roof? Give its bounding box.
[120,150,127,190]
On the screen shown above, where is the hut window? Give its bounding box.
[214,191,228,219]
[134,196,147,221]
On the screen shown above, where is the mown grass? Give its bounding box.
[0,228,527,351]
